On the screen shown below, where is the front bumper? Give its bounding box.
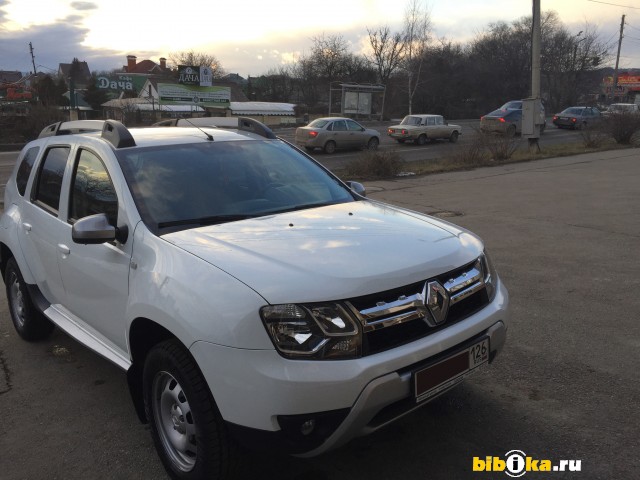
[190,280,508,455]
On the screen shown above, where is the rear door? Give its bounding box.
[18,145,71,303]
[329,120,349,149]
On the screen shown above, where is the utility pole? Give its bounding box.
[612,14,625,101]
[524,0,541,151]
[29,42,37,74]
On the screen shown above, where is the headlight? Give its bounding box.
[480,251,498,301]
[261,303,361,360]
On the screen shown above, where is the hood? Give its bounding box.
[163,201,483,304]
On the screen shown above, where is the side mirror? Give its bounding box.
[72,213,116,244]
[346,181,366,197]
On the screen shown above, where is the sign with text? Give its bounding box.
[96,75,147,95]
[178,66,213,87]
[158,83,230,108]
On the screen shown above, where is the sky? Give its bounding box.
[1,0,639,77]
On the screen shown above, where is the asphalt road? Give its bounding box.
[277,119,587,171]
[0,147,638,479]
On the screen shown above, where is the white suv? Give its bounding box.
[0,118,508,480]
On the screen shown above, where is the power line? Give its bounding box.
[587,0,640,9]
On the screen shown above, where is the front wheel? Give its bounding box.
[4,257,54,341]
[367,137,379,150]
[449,131,459,143]
[144,339,237,480]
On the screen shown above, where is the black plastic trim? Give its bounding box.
[226,408,349,454]
[101,120,136,148]
[237,117,277,139]
[26,283,51,314]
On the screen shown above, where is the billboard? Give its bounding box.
[158,83,230,108]
[178,66,213,87]
[344,91,372,115]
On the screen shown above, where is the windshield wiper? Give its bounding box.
[158,214,255,229]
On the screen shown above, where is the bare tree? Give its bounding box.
[168,50,225,78]
[401,0,432,114]
[366,26,405,84]
[310,33,350,85]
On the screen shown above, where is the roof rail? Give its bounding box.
[152,119,179,127]
[38,120,105,138]
[37,119,135,148]
[152,116,277,139]
[101,120,136,148]
[237,117,277,139]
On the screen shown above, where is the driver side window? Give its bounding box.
[69,149,118,226]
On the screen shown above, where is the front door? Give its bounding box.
[56,148,132,353]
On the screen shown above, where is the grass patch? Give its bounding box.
[335,140,636,180]
[343,150,404,179]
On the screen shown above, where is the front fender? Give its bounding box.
[127,225,274,350]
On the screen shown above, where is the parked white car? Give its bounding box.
[0,118,508,480]
[603,103,640,116]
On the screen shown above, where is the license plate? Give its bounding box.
[561,117,569,120]
[414,338,489,403]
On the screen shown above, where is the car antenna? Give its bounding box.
[180,117,214,141]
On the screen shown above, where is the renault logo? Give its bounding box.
[418,281,450,326]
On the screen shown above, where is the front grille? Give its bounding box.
[346,259,490,356]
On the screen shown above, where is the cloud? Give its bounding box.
[70,2,98,11]
[0,21,128,73]
[0,0,9,27]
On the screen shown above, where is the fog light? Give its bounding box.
[300,419,316,436]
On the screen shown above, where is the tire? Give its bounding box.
[449,131,459,143]
[4,257,54,341]
[367,137,379,150]
[143,339,237,480]
[505,125,517,137]
[416,134,427,146]
[323,140,336,154]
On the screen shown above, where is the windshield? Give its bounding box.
[116,140,354,234]
[400,116,422,126]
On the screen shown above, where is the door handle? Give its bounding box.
[22,223,32,232]
[57,244,70,255]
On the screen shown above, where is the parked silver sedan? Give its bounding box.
[295,117,381,154]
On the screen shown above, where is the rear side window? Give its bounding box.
[34,146,71,214]
[15,147,40,196]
